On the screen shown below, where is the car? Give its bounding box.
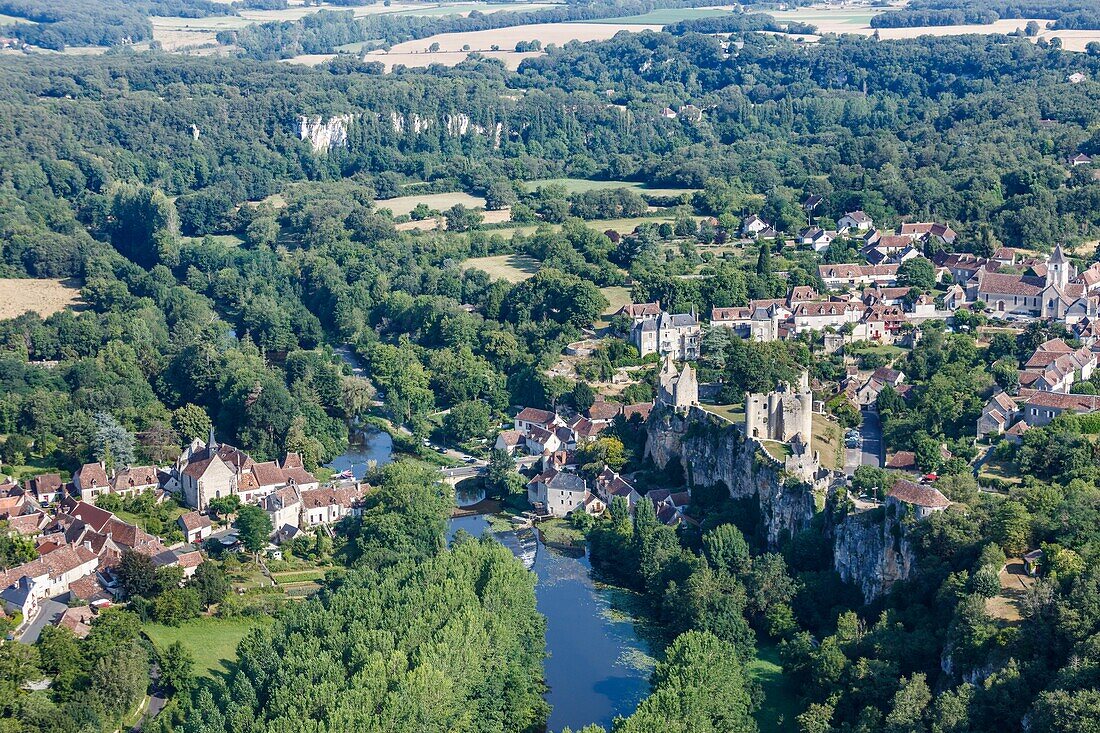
[463,456,477,464]
[436,447,446,453]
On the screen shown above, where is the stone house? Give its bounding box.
[887,479,950,521]
[178,511,213,544]
[526,469,592,518]
[73,462,110,504]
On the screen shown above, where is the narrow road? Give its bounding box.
[18,598,67,644]
[843,409,883,476]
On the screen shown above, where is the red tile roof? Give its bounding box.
[888,479,950,508]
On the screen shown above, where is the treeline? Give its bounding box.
[664,12,817,35]
[0,0,233,49]
[0,608,164,733]
[870,0,1100,29]
[224,0,723,59]
[157,461,552,733]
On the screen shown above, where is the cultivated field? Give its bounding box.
[354,21,662,68]
[523,178,696,197]
[0,278,81,320]
[461,253,540,282]
[378,191,486,216]
[154,1,560,51]
[768,5,1100,50]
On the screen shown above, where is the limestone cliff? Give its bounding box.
[645,405,817,549]
[830,496,919,603]
[298,114,355,153]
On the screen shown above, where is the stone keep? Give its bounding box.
[745,370,813,442]
[657,355,698,411]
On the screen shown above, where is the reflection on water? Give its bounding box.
[448,514,653,733]
[325,430,393,479]
[454,484,487,507]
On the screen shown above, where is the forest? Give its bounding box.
[870,0,1100,29]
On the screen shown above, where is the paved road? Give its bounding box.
[843,409,883,477]
[860,410,883,468]
[18,598,67,644]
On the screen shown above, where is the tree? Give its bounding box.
[442,400,492,443]
[571,380,596,412]
[444,204,482,232]
[190,561,230,608]
[107,183,180,268]
[756,241,772,278]
[94,411,136,470]
[207,495,241,519]
[90,640,149,720]
[576,436,626,474]
[614,631,757,733]
[172,404,212,444]
[703,524,751,575]
[235,505,273,558]
[485,448,525,497]
[991,500,1031,556]
[884,674,931,733]
[897,258,936,290]
[117,549,157,598]
[0,526,37,568]
[158,641,195,695]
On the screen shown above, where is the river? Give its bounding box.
[448,514,654,733]
[331,344,653,730]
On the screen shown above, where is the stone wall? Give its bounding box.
[645,405,817,549]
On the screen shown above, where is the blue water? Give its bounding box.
[448,515,653,733]
[325,430,393,479]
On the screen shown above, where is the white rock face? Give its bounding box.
[298,114,355,153]
[300,110,504,153]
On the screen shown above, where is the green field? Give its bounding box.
[600,285,633,315]
[748,643,799,733]
[462,253,540,282]
[144,617,271,678]
[0,12,30,26]
[812,413,843,471]
[700,402,745,426]
[522,178,695,198]
[486,214,679,240]
[114,504,188,529]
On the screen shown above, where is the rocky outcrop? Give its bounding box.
[645,405,818,549]
[830,496,919,603]
[298,114,356,153]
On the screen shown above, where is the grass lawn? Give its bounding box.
[748,643,799,733]
[699,402,745,426]
[846,343,907,358]
[484,214,679,241]
[761,440,793,461]
[461,253,540,283]
[144,617,271,678]
[271,568,343,583]
[978,455,1023,487]
[185,233,243,248]
[538,518,586,548]
[812,414,843,471]
[114,504,188,529]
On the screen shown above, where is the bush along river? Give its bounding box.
[448,514,656,733]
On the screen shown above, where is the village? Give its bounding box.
[3,201,1099,646]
